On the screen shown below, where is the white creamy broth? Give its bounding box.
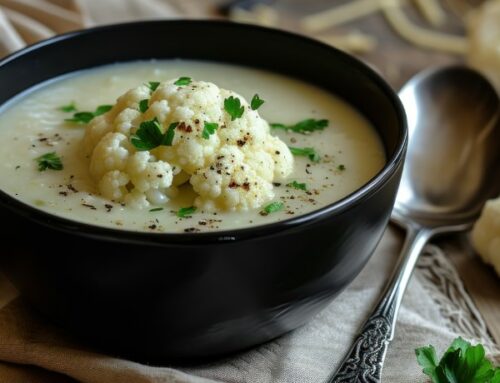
[0,60,385,233]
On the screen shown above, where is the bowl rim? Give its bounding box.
[0,19,407,245]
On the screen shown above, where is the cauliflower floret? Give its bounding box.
[82,78,294,211]
[190,146,274,211]
[98,170,129,201]
[471,197,500,277]
[89,132,130,180]
[124,189,150,209]
[82,114,113,158]
[126,152,173,192]
[113,85,151,115]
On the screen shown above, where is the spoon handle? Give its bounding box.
[328,225,432,383]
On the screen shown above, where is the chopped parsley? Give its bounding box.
[35,152,63,171]
[174,76,192,86]
[260,201,284,215]
[224,96,244,121]
[65,104,112,124]
[163,122,178,146]
[59,102,77,113]
[177,206,196,218]
[289,146,321,163]
[338,164,346,171]
[131,119,178,151]
[147,81,160,92]
[139,99,149,113]
[271,119,328,134]
[94,105,113,116]
[202,121,219,139]
[287,180,307,191]
[250,94,265,110]
[416,337,500,383]
[149,207,164,212]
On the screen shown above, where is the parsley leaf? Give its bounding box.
[202,121,219,139]
[163,122,178,146]
[139,99,149,113]
[94,105,113,116]
[36,152,63,171]
[177,206,196,218]
[416,337,499,383]
[250,94,265,110]
[147,81,160,92]
[286,180,307,191]
[289,146,320,162]
[224,96,244,121]
[174,77,192,86]
[65,105,112,124]
[492,370,500,383]
[149,207,164,212]
[260,202,284,215]
[338,164,346,171]
[270,119,328,134]
[416,346,439,382]
[131,118,176,151]
[65,112,95,124]
[59,102,77,113]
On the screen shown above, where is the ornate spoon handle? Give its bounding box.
[328,225,432,383]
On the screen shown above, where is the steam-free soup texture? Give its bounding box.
[0,60,385,232]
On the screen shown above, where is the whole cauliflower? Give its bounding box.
[472,197,500,277]
[83,78,293,211]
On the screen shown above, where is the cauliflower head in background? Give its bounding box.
[471,196,500,277]
[83,78,293,211]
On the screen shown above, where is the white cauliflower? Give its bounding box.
[471,197,500,277]
[82,78,293,211]
[190,146,274,211]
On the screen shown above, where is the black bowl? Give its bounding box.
[0,20,407,361]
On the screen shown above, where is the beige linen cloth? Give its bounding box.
[0,1,499,382]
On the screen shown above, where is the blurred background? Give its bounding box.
[0,0,498,91]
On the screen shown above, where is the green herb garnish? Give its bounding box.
[338,164,346,171]
[224,96,244,121]
[250,94,265,110]
[35,152,63,171]
[163,122,178,146]
[65,105,112,124]
[59,102,77,113]
[289,146,320,162]
[94,105,113,116]
[139,99,149,113]
[147,81,160,92]
[416,337,500,383]
[174,77,192,86]
[271,119,328,134]
[260,202,284,215]
[131,119,178,151]
[177,206,196,218]
[202,122,219,139]
[149,207,164,212]
[287,180,307,191]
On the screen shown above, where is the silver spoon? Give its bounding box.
[329,66,500,383]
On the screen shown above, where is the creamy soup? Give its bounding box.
[0,60,385,233]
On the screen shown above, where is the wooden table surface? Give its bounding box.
[200,0,500,347]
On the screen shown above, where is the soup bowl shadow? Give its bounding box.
[0,20,407,362]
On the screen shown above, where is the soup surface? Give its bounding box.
[0,60,385,232]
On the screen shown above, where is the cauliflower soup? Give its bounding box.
[0,60,385,233]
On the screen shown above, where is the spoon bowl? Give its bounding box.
[330,66,500,383]
[396,66,500,227]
